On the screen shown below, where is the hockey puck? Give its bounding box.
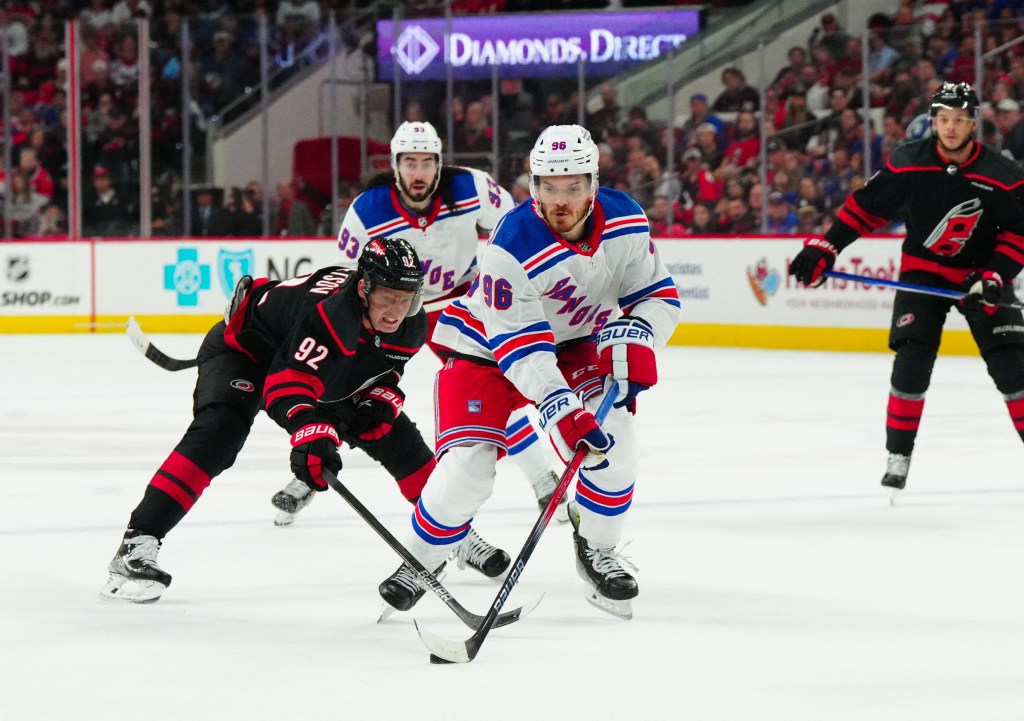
[429,654,453,665]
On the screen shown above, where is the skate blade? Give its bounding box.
[99,575,166,604]
[583,589,633,620]
[273,510,297,527]
[377,603,399,624]
[887,488,901,507]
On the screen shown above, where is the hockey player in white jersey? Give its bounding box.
[270,122,562,542]
[378,124,681,618]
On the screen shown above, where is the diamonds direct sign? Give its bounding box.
[377,10,701,81]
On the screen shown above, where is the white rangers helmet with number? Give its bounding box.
[529,124,599,180]
[390,121,442,168]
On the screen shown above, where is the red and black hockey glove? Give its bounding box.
[538,390,612,464]
[289,421,342,491]
[596,316,657,410]
[352,385,404,441]
[789,238,837,287]
[961,270,1003,316]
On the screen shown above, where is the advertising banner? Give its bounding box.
[0,242,91,329]
[377,10,701,81]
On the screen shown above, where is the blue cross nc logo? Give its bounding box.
[164,248,211,307]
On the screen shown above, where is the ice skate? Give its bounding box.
[534,470,569,522]
[378,561,446,620]
[100,529,172,604]
[881,452,911,505]
[567,501,637,619]
[453,527,510,578]
[271,477,316,526]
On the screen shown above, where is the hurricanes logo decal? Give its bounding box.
[922,198,983,257]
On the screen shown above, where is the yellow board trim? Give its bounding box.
[668,323,981,356]
[0,315,220,334]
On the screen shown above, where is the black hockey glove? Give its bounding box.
[289,421,342,491]
[351,385,404,441]
[961,270,1003,316]
[789,238,838,287]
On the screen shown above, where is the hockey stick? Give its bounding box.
[323,469,541,631]
[126,316,199,371]
[416,383,620,664]
[823,270,1024,309]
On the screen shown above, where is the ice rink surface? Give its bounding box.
[3,333,1024,720]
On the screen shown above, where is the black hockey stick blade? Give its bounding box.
[323,470,541,631]
[415,383,620,664]
[823,270,1024,309]
[126,316,199,371]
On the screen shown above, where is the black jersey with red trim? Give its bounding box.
[824,139,1024,283]
[220,265,426,433]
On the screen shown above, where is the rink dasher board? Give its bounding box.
[0,235,985,355]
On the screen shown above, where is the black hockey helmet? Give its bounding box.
[357,236,424,316]
[930,81,979,116]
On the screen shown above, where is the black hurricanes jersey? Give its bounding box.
[825,139,1024,283]
[222,265,426,432]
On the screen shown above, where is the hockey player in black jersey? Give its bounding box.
[101,237,509,603]
[790,81,1024,496]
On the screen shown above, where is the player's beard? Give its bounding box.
[937,133,974,156]
[542,202,590,236]
[398,174,437,206]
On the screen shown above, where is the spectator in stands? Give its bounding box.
[795,176,827,215]
[719,196,757,234]
[712,67,759,112]
[541,93,569,127]
[509,174,531,205]
[694,122,724,171]
[687,202,718,234]
[4,172,47,238]
[597,141,626,189]
[648,195,685,238]
[880,112,907,163]
[83,164,132,237]
[0,9,29,61]
[763,191,798,234]
[271,178,315,237]
[588,82,622,141]
[36,202,67,238]
[810,12,850,62]
[202,30,244,100]
[795,199,822,235]
[189,186,232,237]
[315,180,358,238]
[716,110,761,180]
[150,183,180,237]
[625,105,663,161]
[772,47,808,95]
[677,146,722,215]
[277,0,321,44]
[867,32,901,84]
[801,63,831,113]
[18,147,54,202]
[998,98,1024,160]
[775,84,815,153]
[23,29,60,90]
[455,100,494,155]
[678,92,724,151]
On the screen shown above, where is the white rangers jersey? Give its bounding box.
[335,167,513,313]
[433,187,682,405]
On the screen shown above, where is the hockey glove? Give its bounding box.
[538,390,612,464]
[596,316,657,409]
[789,238,837,287]
[352,385,404,441]
[289,421,342,491]
[962,270,1003,316]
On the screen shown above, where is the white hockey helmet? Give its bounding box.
[529,124,599,182]
[391,121,442,168]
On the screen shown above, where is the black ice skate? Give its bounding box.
[568,501,637,620]
[453,528,511,578]
[271,477,316,526]
[100,529,172,603]
[534,470,570,522]
[378,561,446,617]
[881,452,911,504]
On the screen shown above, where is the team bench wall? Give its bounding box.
[0,236,982,355]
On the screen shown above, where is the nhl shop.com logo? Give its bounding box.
[394,26,440,76]
[6,255,29,283]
